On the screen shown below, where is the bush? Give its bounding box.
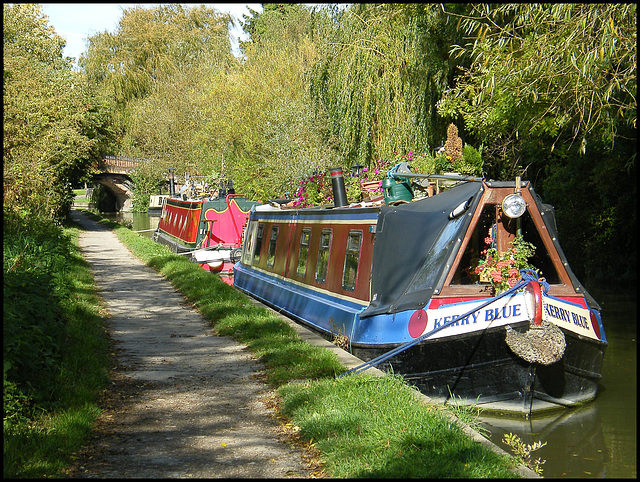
[3,210,72,425]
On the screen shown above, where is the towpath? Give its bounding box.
[66,209,319,478]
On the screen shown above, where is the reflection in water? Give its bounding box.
[478,292,636,478]
[479,404,607,477]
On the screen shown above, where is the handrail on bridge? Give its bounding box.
[98,155,142,169]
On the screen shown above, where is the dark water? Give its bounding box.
[107,211,636,477]
[477,290,637,478]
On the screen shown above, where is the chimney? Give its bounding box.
[329,167,349,207]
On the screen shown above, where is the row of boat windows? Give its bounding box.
[244,223,362,292]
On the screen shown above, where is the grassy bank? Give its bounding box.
[83,210,528,478]
[3,210,111,478]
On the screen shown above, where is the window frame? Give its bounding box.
[297,228,311,278]
[267,225,279,268]
[315,228,333,284]
[342,230,363,291]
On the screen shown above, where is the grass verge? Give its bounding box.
[72,210,525,478]
[4,214,110,478]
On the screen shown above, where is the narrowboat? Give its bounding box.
[234,166,607,415]
[152,178,260,283]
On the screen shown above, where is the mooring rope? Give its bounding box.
[339,270,543,377]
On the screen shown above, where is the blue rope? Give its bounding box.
[520,268,549,292]
[339,271,541,377]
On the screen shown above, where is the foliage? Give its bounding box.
[470,235,538,292]
[81,4,233,109]
[4,212,110,477]
[436,3,635,285]
[444,123,463,161]
[3,4,113,222]
[502,432,547,475]
[289,159,394,208]
[309,4,470,167]
[3,211,69,413]
[197,4,337,201]
[437,3,636,174]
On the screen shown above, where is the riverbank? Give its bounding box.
[73,208,539,478]
[3,209,111,478]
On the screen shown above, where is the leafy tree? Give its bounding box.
[437,3,636,176]
[81,3,234,145]
[3,4,112,221]
[436,4,636,284]
[197,4,338,201]
[309,4,470,169]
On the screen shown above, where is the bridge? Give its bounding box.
[92,156,142,212]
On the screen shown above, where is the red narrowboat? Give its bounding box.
[153,181,260,284]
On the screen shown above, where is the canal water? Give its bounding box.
[107,211,636,478]
[477,289,636,478]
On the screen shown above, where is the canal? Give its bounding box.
[108,211,636,478]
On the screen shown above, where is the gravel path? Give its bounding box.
[66,210,320,478]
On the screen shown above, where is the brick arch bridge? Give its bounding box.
[92,156,141,212]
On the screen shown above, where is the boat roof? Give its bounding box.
[363,180,600,316]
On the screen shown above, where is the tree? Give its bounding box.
[309,4,470,168]
[196,4,338,201]
[81,3,234,146]
[436,4,636,285]
[437,4,636,176]
[3,4,112,221]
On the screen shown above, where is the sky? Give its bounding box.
[40,3,264,64]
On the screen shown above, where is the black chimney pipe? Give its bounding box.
[329,167,349,207]
[168,168,175,196]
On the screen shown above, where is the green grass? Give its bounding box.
[278,376,517,478]
[3,217,110,478]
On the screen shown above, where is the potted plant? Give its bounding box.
[470,234,539,293]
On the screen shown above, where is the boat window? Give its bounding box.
[342,231,362,291]
[241,222,258,265]
[452,205,561,285]
[267,225,278,268]
[316,229,332,283]
[297,228,311,278]
[253,224,265,265]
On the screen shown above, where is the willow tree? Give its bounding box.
[197,4,339,201]
[309,4,467,168]
[437,3,636,177]
[437,4,636,284]
[80,3,234,151]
